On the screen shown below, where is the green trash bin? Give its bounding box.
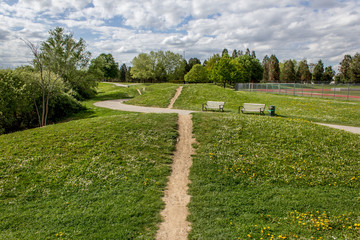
[269,105,275,116]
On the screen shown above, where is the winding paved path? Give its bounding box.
[94,99,195,115]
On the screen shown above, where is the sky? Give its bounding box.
[0,0,359,70]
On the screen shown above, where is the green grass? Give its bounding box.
[126,83,180,108]
[174,84,360,126]
[0,112,178,239]
[188,113,360,239]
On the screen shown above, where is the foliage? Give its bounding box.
[297,60,312,83]
[41,27,93,99]
[88,53,119,80]
[210,55,247,87]
[186,58,201,73]
[184,64,208,83]
[0,69,84,134]
[0,112,178,239]
[322,66,335,83]
[268,55,280,82]
[119,63,127,82]
[130,51,185,83]
[312,60,324,82]
[350,53,360,83]
[188,113,360,239]
[339,55,352,83]
[281,60,296,83]
[236,54,263,83]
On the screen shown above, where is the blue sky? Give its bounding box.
[0,0,359,70]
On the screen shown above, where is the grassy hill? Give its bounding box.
[1,82,359,239]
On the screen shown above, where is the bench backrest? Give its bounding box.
[207,101,225,108]
[242,103,266,111]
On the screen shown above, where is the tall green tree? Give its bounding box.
[268,55,280,82]
[281,60,296,83]
[262,55,270,82]
[131,53,155,82]
[222,48,229,57]
[350,53,360,83]
[232,49,238,58]
[339,55,352,83]
[322,66,335,83]
[88,53,119,80]
[119,63,127,82]
[40,27,94,99]
[297,60,312,83]
[184,64,208,83]
[312,60,324,82]
[237,54,263,83]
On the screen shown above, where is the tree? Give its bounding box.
[130,51,185,82]
[297,60,312,83]
[222,48,229,57]
[131,53,155,82]
[88,53,119,80]
[188,58,201,69]
[119,63,127,82]
[350,53,360,83]
[281,60,296,83]
[339,55,352,83]
[184,64,208,83]
[262,55,270,82]
[212,55,247,87]
[40,27,92,98]
[322,66,335,83]
[232,49,238,58]
[23,39,64,127]
[312,60,324,82]
[205,54,221,82]
[268,55,280,82]
[237,55,263,83]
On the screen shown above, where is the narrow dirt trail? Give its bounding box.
[156,114,194,240]
[156,85,194,240]
[168,86,183,109]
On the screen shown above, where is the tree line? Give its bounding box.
[126,48,360,85]
[2,26,360,134]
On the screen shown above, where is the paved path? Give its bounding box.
[103,82,141,88]
[94,99,196,115]
[316,123,360,135]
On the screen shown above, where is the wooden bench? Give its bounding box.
[202,101,225,112]
[239,103,266,114]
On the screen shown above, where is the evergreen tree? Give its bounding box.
[297,60,312,83]
[262,55,270,82]
[339,55,352,83]
[322,66,335,83]
[119,63,127,82]
[281,60,296,83]
[222,48,229,57]
[312,60,324,82]
[350,53,360,83]
[232,49,238,58]
[268,55,280,82]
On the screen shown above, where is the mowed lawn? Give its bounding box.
[173,84,360,127]
[188,113,360,239]
[1,82,360,239]
[0,112,178,239]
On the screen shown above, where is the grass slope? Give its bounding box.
[174,84,360,127]
[0,113,178,239]
[189,113,360,239]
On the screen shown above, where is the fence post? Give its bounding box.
[322,84,324,98]
[293,83,296,96]
[278,83,281,94]
[347,84,350,100]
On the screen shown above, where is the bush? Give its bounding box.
[184,64,209,83]
[0,69,85,134]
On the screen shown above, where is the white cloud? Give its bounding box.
[0,0,360,68]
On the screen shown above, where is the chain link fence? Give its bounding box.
[235,83,360,101]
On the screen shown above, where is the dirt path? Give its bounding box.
[156,114,194,240]
[168,86,183,109]
[95,86,194,239]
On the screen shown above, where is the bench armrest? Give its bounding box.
[202,103,206,111]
